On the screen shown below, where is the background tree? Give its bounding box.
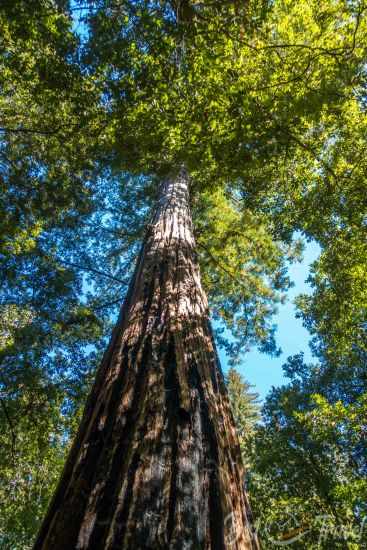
[248,351,367,548]
[226,368,261,470]
[246,214,367,547]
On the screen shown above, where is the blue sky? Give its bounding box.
[219,240,321,401]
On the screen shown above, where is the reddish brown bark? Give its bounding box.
[34,168,259,549]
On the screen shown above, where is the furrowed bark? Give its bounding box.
[34,168,259,549]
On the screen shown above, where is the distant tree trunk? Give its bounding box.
[34,168,259,549]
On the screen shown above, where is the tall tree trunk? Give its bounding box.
[34,168,259,549]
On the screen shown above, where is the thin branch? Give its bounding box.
[282,129,338,191]
[58,259,128,285]
[198,241,243,286]
[92,298,123,310]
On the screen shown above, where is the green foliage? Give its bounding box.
[194,187,302,360]
[247,352,367,548]
[226,367,261,469]
[0,0,104,258]
[83,0,367,185]
[297,232,367,370]
[0,388,84,550]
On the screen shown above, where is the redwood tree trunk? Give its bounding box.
[34,169,259,549]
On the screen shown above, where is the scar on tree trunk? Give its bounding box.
[34,167,260,549]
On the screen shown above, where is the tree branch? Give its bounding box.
[58,259,128,285]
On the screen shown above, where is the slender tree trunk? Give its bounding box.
[34,168,259,549]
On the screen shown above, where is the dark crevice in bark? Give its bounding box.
[189,361,225,549]
[165,338,180,546]
[87,338,153,547]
